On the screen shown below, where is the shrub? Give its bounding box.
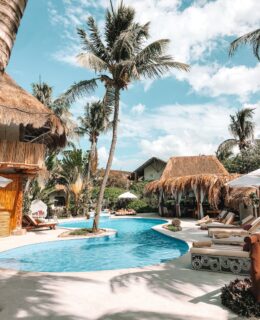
[221,278,260,318]
[166,225,182,232]
[172,218,181,227]
[127,199,149,213]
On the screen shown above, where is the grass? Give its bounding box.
[69,228,94,236]
[164,224,181,232]
[59,228,106,238]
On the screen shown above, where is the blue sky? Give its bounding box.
[7,0,260,171]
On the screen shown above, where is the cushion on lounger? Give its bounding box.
[243,224,252,231]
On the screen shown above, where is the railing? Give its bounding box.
[0,140,46,169]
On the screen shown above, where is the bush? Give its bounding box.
[127,199,149,213]
[166,225,182,232]
[172,218,181,227]
[221,278,260,318]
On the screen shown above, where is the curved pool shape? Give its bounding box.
[0,217,188,272]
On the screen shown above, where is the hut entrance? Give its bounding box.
[0,174,23,236]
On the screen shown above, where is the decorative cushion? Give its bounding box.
[243,224,252,231]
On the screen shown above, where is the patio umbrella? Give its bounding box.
[30,199,48,217]
[227,169,260,188]
[118,192,138,199]
[0,176,12,188]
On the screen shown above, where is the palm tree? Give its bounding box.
[77,101,112,179]
[229,28,260,61]
[77,101,112,217]
[0,0,28,72]
[216,108,255,159]
[31,80,78,146]
[63,1,189,231]
[32,79,53,107]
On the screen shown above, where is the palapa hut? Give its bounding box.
[146,155,237,218]
[0,73,66,236]
[0,0,66,236]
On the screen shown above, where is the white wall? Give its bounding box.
[144,162,164,181]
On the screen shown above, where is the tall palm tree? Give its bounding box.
[77,101,112,217]
[0,0,28,72]
[77,101,112,179]
[216,108,255,159]
[63,1,189,231]
[229,28,260,61]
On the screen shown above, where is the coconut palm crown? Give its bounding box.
[229,28,260,61]
[216,108,255,159]
[63,1,189,230]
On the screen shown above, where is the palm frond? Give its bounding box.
[63,79,98,104]
[137,56,190,79]
[77,53,108,72]
[229,28,260,61]
[135,39,170,64]
[216,139,237,160]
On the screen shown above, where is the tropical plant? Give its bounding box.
[77,101,112,178]
[63,1,189,231]
[229,28,260,61]
[0,0,28,72]
[216,108,255,160]
[57,148,89,215]
[31,80,77,145]
[32,79,53,107]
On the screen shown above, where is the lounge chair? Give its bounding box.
[197,210,228,226]
[115,209,136,216]
[200,212,235,230]
[208,217,260,238]
[190,242,250,274]
[22,214,57,231]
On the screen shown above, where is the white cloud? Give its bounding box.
[176,63,260,101]
[118,102,239,159]
[131,103,146,115]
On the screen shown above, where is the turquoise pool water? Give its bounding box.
[0,217,188,272]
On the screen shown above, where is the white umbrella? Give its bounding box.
[30,199,48,217]
[227,169,260,188]
[118,191,138,199]
[0,176,12,188]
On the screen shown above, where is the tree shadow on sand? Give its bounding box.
[109,253,237,306]
[0,270,98,320]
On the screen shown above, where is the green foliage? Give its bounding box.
[130,181,158,210]
[166,225,181,232]
[221,278,260,318]
[127,199,149,213]
[69,228,93,236]
[222,145,260,174]
[103,187,125,208]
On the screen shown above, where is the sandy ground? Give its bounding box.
[0,214,244,320]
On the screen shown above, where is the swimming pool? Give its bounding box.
[0,217,188,272]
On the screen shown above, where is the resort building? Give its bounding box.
[0,74,66,236]
[131,157,166,181]
[146,155,235,218]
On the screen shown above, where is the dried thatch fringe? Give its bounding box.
[225,187,257,209]
[0,73,65,139]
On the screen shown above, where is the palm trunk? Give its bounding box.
[93,87,120,231]
[0,0,28,72]
[84,139,96,218]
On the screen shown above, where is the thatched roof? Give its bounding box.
[0,73,66,148]
[160,155,228,180]
[145,155,237,208]
[225,187,257,209]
